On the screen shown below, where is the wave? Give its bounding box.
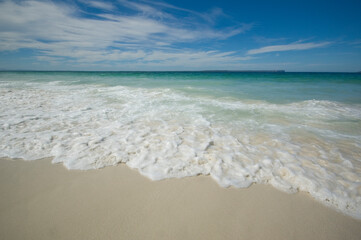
[0,81,361,219]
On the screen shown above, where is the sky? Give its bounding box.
[0,0,360,71]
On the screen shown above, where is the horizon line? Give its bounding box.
[1,70,361,73]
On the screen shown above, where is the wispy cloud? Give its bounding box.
[81,1,115,11]
[129,0,225,24]
[0,0,251,67]
[36,49,253,68]
[349,39,361,47]
[253,36,288,44]
[118,0,174,19]
[247,42,331,55]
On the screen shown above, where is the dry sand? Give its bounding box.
[0,157,360,240]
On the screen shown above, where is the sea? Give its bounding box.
[0,71,360,218]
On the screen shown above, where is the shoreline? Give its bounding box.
[1,157,360,240]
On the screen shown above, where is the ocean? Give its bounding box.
[0,71,360,218]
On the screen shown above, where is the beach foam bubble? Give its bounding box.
[1,79,361,219]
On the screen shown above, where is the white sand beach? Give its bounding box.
[1,157,360,240]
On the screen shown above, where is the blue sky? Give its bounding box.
[0,0,360,71]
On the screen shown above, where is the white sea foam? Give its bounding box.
[0,80,361,219]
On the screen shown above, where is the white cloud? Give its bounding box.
[118,0,174,19]
[0,0,251,68]
[82,1,115,11]
[35,48,253,68]
[142,50,252,64]
[247,42,331,55]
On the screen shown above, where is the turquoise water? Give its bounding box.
[4,71,361,103]
[1,71,361,218]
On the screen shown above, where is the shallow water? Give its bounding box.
[1,71,361,218]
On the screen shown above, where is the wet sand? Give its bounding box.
[0,157,360,240]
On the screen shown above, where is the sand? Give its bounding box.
[0,157,360,240]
